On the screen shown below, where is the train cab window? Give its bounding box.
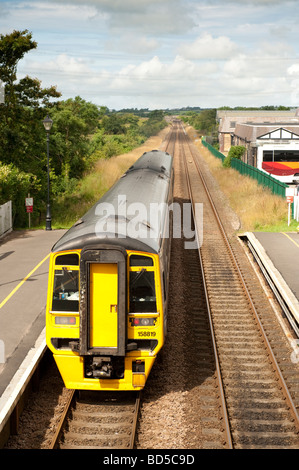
[55,253,79,266]
[129,270,157,313]
[130,255,153,266]
[52,268,79,312]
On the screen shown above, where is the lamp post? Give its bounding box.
[43,115,53,230]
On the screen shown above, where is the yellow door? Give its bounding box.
[90,263,118,348]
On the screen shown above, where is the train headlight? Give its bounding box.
[129,317,155,326]
[55,316,76,325]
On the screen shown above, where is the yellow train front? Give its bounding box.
[46,150,173,391]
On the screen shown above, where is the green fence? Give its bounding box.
[201,137,288,198]
[201,137,225,162]
[230,159,288,198]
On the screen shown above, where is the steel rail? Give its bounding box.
[49,390,140,449]
[49,389,76,449]
[181,124,299,432]
[129,391,141,449]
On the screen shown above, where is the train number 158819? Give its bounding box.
[137,331,156,337]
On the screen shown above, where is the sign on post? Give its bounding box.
[25,197,33,227]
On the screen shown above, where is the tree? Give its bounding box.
[48,97,100,185]
[0,30,37,104]
[102,114,126,135]
[0,30,61,174]
[0,30,61,226]
[140,109,167,138]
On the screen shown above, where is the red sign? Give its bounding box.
[26,206,33,213]
[286,196,293,204]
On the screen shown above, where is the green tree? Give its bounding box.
[0,30,61,226]
[102,114,126,135]
[0,30,61,175]
[186,109,217,135]
[49,97,100,187]
[140,109,167,138]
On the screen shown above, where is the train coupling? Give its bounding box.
[87,357,113,378]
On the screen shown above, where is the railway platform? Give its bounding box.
[243,231,299,334]
[0,229,66,399]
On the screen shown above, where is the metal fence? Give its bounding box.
[201,137,225,162]
[230,159,288,198]
[0,201,12,238]
[201,138,288,198]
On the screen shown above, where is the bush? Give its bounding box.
[0,162,41,226]
[223,145,246,168]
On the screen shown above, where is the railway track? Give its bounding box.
[2,121,299,449]
[50,390,140,449]
[162,122,232,449]
[177,122,299,448]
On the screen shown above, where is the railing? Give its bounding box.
[0,201,12,238]
[201,137,288,198]
[201,137,225,162]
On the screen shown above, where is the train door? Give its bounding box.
[80,246,126,357]
[89,263,118,348]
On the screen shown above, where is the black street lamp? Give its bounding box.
[43,115,53,231]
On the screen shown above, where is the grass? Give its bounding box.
[187,127,298,233]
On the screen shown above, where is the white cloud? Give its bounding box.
[1,0,299,109]
[179,33,240,60]
[288,64,299,76]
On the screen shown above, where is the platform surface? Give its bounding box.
[253,232,299,300]
[0,229,66,397]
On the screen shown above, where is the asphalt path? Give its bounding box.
[0,229,66,396]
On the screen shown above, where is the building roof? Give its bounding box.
[234,123,299,142]
[217,109,299,133]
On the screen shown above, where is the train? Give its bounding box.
[46,150,174,391]
[259,151,299,184]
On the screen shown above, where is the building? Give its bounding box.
[217,109,299,184]
[217,109,299,155]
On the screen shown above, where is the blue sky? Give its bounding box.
[1,0,299,110]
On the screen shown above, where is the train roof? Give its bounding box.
[52,150,173,254]
[126,149,172,177]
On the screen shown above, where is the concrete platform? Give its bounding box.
[0,229,66,398]
[244,232,299,332]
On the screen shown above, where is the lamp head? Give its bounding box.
[43,115,53,132]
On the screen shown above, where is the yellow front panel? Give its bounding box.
[90,263,118,348]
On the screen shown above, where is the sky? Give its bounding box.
[1,0,299,110]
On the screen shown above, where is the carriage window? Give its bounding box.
[52,268,79,312]
[263,151,273,162]
[129,270,157,313]
[263,150,299,162]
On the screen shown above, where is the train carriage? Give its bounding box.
[46,150,174,391]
